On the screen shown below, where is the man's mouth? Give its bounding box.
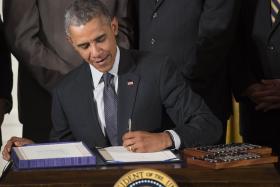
[95,55,109,64]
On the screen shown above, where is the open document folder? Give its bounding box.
[97,146,180,163]
[11,142,96,169]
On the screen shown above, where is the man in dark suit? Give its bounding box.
[2,0,133,143]
[135,0,240,143]
[2,0,222,157]
[0,17,12,148]
[231,0,280,155]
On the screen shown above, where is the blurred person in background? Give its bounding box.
[0,16,12,148]
[134,0,240,144]
[231,0,280,155]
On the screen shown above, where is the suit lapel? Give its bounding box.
[252,0,272,40]
[117,49,140,142]
[153,0,165,12]
[272,15,280,33]
[78,63,110,147]
[261,0,272,29]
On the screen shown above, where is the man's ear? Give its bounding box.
[111,17,119,36]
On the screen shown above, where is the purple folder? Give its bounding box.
[11,142,96,169]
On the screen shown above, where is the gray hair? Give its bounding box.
[65,0,112,36]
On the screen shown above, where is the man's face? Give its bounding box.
[68,16,118,73]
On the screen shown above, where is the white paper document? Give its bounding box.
[98,146,178,163]
[15,142,93,160]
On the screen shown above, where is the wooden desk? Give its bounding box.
[1,161,280,187]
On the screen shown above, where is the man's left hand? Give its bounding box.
[2,136,34,161]
[122,131,172,153]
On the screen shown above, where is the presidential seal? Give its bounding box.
[114,168,178,187]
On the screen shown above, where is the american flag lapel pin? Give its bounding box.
[127,80,134,86]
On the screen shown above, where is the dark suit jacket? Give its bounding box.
[0,18,12,109]
[231,0,280,152]
[50,48,222,149]
[3,0,133,142]
[135,0,239,123]
[0,17,12,147]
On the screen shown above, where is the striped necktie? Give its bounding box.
[102,73,118,146]
[271,0,280,23]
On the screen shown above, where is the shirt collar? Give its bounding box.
[90,47,120,89]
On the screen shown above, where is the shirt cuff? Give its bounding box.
[166,130,181,150]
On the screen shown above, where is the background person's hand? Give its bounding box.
[245,83,269,104]
[253,79,280,111]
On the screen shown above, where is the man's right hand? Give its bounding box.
[122,131,172,153]
[2,136,34,161]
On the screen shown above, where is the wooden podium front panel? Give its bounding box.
[1,163,280,187]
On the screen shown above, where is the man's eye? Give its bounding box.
[79,43,90,49]
[96,36,105,43]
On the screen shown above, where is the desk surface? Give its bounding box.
[1,161,280,187]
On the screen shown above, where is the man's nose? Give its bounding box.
[90,43,101,57]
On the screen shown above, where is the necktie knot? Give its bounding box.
[102,73,114,87]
